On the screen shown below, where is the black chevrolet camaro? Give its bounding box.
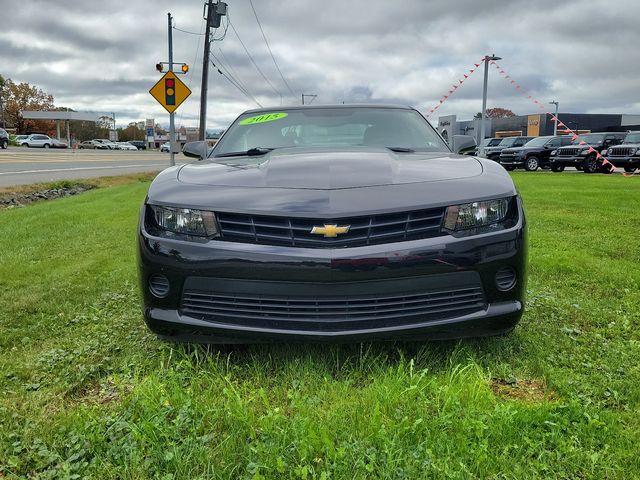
[138,105,527,343]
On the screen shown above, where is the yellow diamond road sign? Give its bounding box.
[149,71,191,113]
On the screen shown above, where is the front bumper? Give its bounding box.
[499,154,524,167]
[551,155,587,166]
[138,200,527,343]
[607,156,640,168]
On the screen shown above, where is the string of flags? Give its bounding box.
[490,60,638,176]
[425,58,485,119]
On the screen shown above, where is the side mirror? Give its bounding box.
[182,141,208,159]
[452,135,477,154]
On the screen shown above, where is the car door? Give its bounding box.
[543,137,563,161]
[31,135,45,147]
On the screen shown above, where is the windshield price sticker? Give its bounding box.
[239,113,288,125]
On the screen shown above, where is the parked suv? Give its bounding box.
[483,136,533,160]
[602,131,640,172]
[499,135,573,171]
[19,134,68,148]
[0,128,8,149]
[549,132,626,173]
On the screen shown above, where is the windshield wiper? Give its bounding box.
[385,146,415,153]
[215,147,274,158]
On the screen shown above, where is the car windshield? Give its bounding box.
[212,107,450,157]
[523,136,552,147]
[488,138,502,146]
[498,137,517,147]
[622,133,640,144]
[571,134,604,145]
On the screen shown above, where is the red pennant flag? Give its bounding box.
[500,70,505,74]
[474,63,480,67]
[438,99,443,104]
[587,146,596,153]
[470,69,475,73]
[444,95,449,99]
[557,122,565,128]
[511,80,516,84]
[579,140,587,145]
[459,79,463,84]
[453,85,458,89]
[463,74,468,79]
[571,134,579,140]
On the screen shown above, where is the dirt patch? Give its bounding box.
[0,184,95,208]
[491,377,558,403]
[70,378,132,406]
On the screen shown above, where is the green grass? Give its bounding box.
[1,173,639,479]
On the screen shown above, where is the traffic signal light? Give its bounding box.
[165,77,175,106]
[181,64,189,74]
[156,63,163,72]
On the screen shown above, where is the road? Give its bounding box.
[0,148,188,187]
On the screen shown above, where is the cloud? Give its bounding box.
[0,0,638,130]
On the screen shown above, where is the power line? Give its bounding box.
[248,0,296,99]
[210,50,259,106]
[210,58,263,108]
[173,25,205,36]
[228,18,283,104]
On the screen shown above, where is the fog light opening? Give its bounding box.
[149,273,170,298]
[495,267,517,291]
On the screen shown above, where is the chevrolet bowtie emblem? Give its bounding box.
[310,224,350,238]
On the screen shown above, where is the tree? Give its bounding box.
[2,79,56,134]
[486,107,516,118]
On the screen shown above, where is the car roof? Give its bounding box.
[240,103,414,115]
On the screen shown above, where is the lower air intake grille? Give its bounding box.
[180,284,486,332]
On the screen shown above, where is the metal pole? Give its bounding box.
[168,13,176,166]
[301,94,304,105]
[549,101,559,135]
[479,57,489,157]
[199,0,214,145]
[478,54,501,157]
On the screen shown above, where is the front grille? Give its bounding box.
[608,147,634,157]
[180,284,486,332]
[558,147,580,156]
[216,207,446,248]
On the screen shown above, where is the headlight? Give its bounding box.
[601,149,608,155]
[150,205,218,237]
[443,198,510,232]
[635,148,640,156]
[550,150,557,156]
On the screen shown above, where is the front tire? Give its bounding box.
[583,155,598,173]
[624,166,636,173]
[1,140,7,149]
[551,164,565,172]
[43,143,50,149]
[524,156,540,171]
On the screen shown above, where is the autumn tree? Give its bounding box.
[486,107,516,118]
[474,108,517,119]
[2,78,56,134]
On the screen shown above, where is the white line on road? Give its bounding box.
[0,164,169,175]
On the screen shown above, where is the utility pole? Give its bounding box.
[479,54,501,157]
[199,1,227,158]
[549,101,559,135]
[168,12,176,166]
[199,0,215,145]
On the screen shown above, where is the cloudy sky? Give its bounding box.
[2,0,639,130]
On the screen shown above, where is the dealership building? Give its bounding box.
[436,113,640,144]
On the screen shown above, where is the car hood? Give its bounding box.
[501,147,524,154]
[177,147,483,190]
